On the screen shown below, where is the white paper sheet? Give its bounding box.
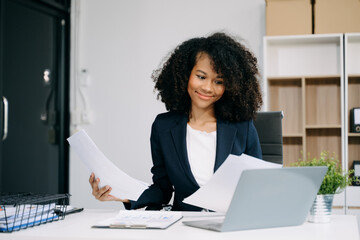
[183,154,282,213]
[67,129,149,201]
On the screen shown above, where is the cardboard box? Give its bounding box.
[266,0,312,36]
[315,0,360,34]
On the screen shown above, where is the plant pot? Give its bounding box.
[308,194,334,223]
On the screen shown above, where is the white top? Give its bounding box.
[186,124,216,186]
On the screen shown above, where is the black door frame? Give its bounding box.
[0,0,71,193]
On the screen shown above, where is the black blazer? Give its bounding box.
[127,111,262,211]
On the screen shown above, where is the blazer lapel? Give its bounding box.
[214,119,237,172]
[170,115,198,186]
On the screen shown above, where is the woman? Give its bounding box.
[89,32,263,211]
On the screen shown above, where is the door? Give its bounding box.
[0,0,70,194]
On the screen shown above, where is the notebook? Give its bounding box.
[182,166,327,232]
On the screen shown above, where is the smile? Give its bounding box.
[195,91,213,100]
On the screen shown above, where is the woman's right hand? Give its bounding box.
[89,173,130,203]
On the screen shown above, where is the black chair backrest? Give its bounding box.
[253,111,283,165]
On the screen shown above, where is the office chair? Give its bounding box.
[253,111,283,165]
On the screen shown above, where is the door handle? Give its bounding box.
[2,96,8,141]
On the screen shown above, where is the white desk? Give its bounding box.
[2,209,359,240]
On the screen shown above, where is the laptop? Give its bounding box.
[182,166,327,232]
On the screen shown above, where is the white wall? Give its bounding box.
[69,0,266,209]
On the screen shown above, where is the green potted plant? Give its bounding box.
[292,151,356,223]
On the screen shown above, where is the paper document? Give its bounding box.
[0,204,57,232]
[67,130,149,201]
[92,210,182,229]
[183,154,282,213]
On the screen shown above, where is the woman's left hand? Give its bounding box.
[89,172,129,202]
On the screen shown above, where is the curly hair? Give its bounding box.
[152,32,263,122]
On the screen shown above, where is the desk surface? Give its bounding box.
[2,209,359,240]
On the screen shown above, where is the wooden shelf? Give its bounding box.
[348,74,360,78]
[283,134,303,137]
[267,76,302,81]
[349,133,360,137]
[267,75,341,80]
[305,75,341,80]
[306,125,342,129]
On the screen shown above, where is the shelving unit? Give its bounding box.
[346,75,360,171]
[345,34,360,170]
[263,34,346,210]
[264,33,360,212]
[344,33,360,211]
[264,34,344,168]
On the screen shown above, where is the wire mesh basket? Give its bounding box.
[0,192,69,233]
